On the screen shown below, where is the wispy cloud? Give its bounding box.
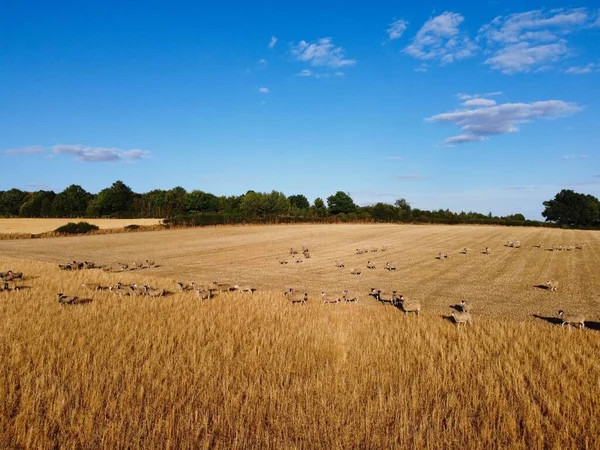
[565,62,600,74]
[294,69,344,78]
[268,36,277,49]
[258,58,267,67]
[404,12,477,64]
[51,145,150,162]
[4,145,45,156]
[385,156,404,161]
[462,98,496,107]
[258,87,269,94]
[478,8,595,73]
[23,182,50,189]
[396,174,428,180]
[561,155,588,160]
[427,97,582,144]
[387,19,408,40]
[291,37,356,68]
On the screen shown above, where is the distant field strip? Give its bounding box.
[0,218,163,234]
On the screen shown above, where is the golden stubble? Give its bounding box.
[0,224,599,449]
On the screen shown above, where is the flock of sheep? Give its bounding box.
[0,237,593,330]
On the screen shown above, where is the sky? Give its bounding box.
[1,1,599,219]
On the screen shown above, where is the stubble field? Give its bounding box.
[1,224,599,449]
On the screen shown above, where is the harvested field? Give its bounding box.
[0,218,163,234]
[1,224,599,448]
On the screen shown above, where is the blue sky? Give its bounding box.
[1,1,599,219]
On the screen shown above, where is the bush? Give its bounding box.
[55,221,99,234]
[124,224,140,230]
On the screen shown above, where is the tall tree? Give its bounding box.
[542,189,600,228]
[52,184,92,217]
[327,191,357,215]
[0,189,28,217]
[19,190,56,217]
[289,194,310,210]
[87,180,135,218]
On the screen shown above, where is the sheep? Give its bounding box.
[372,289,395,305]
[461,247,470,254]
[459,300,472,313]
[535,243,542,248]
[398,296,421,316]
[545,280,559,292]
[195,288,212,300]
[144,285,165,297]
[366,261,376,269]
[558,310,585,329]
[303,250,311,259]
[176,281,195,292]
[1,281,12,292]
[321,291,340,304]
[211,282,237,293]
[234,285,258,294]
[57,293,88,306]
[385,262,397,271]
[483,247,491,255]
[284,289,307,304]
[335,261,345,269]
[278,258,289,265]
[451,311,472,327]
[145,259,156,267]
[350,268,362,276]
[289,248,298,255]
[342,290,358,303]
[3,271,23,281]
[82,282,107,292]
[370,247,378,253]
[380,246,387,252]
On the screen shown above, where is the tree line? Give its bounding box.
[0,181,598,229]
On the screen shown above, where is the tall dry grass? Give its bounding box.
[1,252,600,449]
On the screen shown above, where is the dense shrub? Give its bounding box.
[54,221,99,234]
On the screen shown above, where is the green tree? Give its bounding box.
[52,184,92,217]
[240,191,290,218]
[185,190,220,213]
[164,186,187,217]
[395,198,412,219]
[0,189,28,216]
[542,189,600,227]
[19,190,56,217]
[311,198,328,217]
[289,194,309,210]
[87,180,135,218]
[327,191,357,215]
[372,202,398,222]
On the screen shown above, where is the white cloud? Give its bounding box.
[291,37,356,68]
[414,65,428,72]
[258,58,267,67]
[4,145,45,156]
[387,19,408,40]
[51,145,150,162]
[268,36,277,49]
[462,98,496,107]
[565,62,600,74]
[478,9,597,73]
[444,135,487,144]
[396,174,428,180]
[258,87,269,94]
[385,156,404,161]
[561,155,588,160]
[484,41,568,74]
[295,69,345,78]
[427,98,582,144]
[404,12,477,64]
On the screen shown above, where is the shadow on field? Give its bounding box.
[442,315,456,324]
[584,321,600,331]
[534,284,552,291]
[449,303,464,312]
[532,314,562,326]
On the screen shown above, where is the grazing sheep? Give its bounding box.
[57,293,90,306]
[398,296,421,316]
[303,250,311,259]
[1,282,12,292]
[380,246,387,252]
[459,300,472,313]
[82,282,107,292]
[289,248,298,255]
[350,268,362,276]
[335,261,345,269]
[370,247,378,253]
[176,281,195,292]
[211,282,237,293]
[144,285,165,297]
[195,288,212,300]
[535,243,542,248]
[234,285,257,294]
[372,289,394,305]
[321,291,340,304]
[558,310,585,329]
[461,247,470,254]
[451,311,472,327]
[342,290,358,303]
[278,258,289,265]
[545,280,559,292]
[385,262,397,271]
[366,261,376,269]
[284,289,307,304]
[483,247,491,255]
[4,271,23,281]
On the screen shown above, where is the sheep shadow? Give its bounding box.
[585,321,600,331]
[532,314,562,326]
[449,303,465,312]
[442,314,457,324]
[534,284,552,291]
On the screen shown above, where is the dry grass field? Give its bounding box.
[1,224,599,449]
[0,218,163,235]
